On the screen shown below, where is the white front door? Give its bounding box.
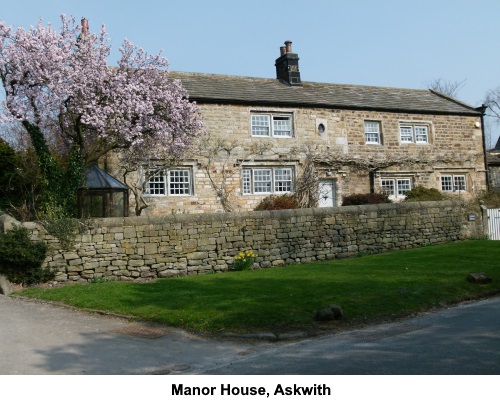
[318,180,336,208]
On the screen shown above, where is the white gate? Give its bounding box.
[487,208,500,240]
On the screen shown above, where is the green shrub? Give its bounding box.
[403,186,445,202]
[477,190,500,208]
[0,139,18,210]
[0,226,53,285]
[43,217,80,250]
[341,193,391,206]
[254,194,299,211]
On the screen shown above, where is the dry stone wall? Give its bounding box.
[0,201,484,284]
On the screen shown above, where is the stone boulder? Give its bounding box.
[466,273,492,284]
[0,274,12,296]
[315,304,343,321]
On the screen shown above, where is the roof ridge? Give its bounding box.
[170,70,268,81]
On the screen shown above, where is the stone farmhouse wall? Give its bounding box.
[114,103,487,216]
[490,167,500,190]
[487,159,500,190]
[1,201,485,284]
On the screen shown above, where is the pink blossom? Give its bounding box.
[0,15,204,165]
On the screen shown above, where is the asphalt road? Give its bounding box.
[1,294,499,375]
[200,296,500,374]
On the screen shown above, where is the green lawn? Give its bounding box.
[19,240,500,335]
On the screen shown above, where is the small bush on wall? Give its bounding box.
[477,190,500,208]
[254,194,299,211]
[0,226,53,285]
[341,193,391,206]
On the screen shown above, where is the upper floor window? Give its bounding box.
[381,178,412,199]
[365,121,382,144]
[399,123,429,144]
[242,167,294,194]
[251,113,293,138]
[441,174,466,192]
[145,168,193,196]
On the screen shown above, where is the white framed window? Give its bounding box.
[251,113,293,138]
[399,123,429,144]
[146,170,167,195]
[397,179,412,195]
[242,167,294,194]
[381,178,412,198]
[414,126,428,143]
[365,121,382,144]
[254,169,272,193]
[400,126,414,143]
[145,168,193,196]
[441,175,466,192]
[274,168,294,192]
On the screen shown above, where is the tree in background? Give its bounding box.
[485,87,500,121]
[425,78,466,99]
[0,136,44,220]
[0,138,17,209]
[0,15,203,218]
[485,87,500,149]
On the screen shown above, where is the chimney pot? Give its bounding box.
[81,18,89,35]
[285,40,292,53]
[280,46,286,56]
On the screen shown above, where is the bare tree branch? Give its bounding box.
[425,78,466,99]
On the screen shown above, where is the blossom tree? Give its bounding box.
[0,15,203,217]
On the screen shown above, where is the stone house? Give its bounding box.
[487,138,500,190]
[117,41,488,216]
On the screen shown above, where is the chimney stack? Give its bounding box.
[81,18,89,35]
[275,40,301,86]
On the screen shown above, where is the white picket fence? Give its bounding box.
[487,208,500,240]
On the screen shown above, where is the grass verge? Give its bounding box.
[19,240,500,335]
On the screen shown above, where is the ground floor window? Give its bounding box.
[145,168,193,196]
[381,178,412,198]
[242,167,294,194]
[441,174,466,192]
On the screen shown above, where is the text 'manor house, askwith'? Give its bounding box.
[111,40,488,216]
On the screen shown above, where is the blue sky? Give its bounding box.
[2,0,500,135]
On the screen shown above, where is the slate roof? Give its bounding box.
[170,71,481,116]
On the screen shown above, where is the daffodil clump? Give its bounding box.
[233,250,258,271]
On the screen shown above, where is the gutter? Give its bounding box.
[477,104,489,191]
